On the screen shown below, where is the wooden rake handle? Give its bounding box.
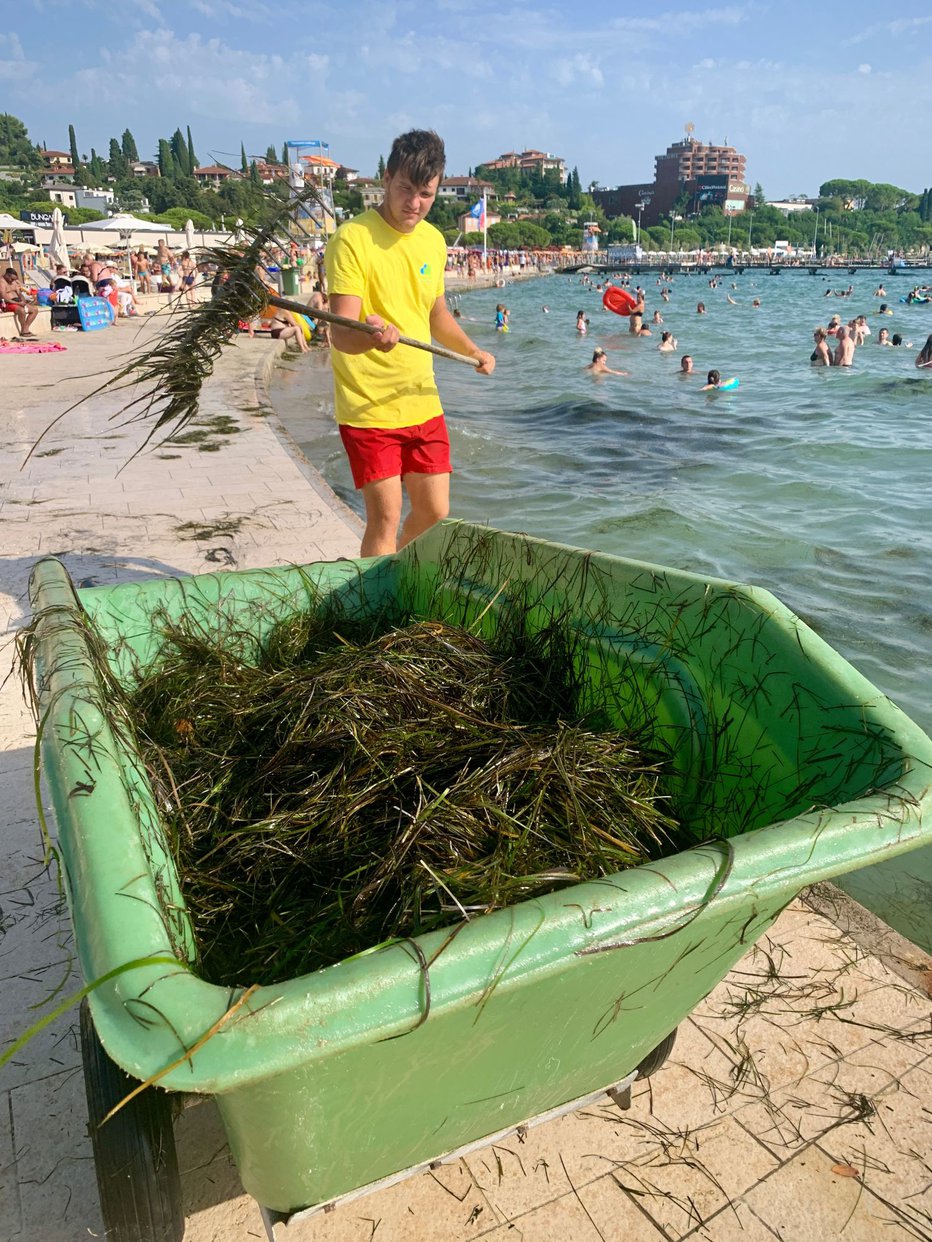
[266,295,482,368]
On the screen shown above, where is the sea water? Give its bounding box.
[269,267,932,948]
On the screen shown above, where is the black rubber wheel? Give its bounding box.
[80,999,185,1242]
[635,1027,678,1080]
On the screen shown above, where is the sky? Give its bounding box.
[3,0,931,198]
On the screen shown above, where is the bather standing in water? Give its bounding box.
[811,328,832,366]
[833,325,855,367]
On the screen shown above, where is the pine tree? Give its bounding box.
[68,123,80,169]
[377,155,385,178]
[241,142,248,175]
[121,128,139,162]
[186,126,197,173]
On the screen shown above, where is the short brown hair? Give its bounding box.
[386,130,445,184]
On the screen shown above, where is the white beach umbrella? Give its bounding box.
[0,211,23,230]
[184,218,196,251]
[48,207,69,269]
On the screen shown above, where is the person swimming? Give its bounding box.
[658,330,677,352]
[679,355,694,375]
[576,310,588,335]
[700,369,739,391]
[585,347,628,376]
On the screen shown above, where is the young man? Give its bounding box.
[325,129,495,556]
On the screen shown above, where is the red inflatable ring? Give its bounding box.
[602,286,637,315]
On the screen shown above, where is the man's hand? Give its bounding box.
[472,351,495,375]
[366,314,400,352]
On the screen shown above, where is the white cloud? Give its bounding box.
[0,32,38,82]
[552,53,604,89]
[858,63,871,74]
[843,14,932,46]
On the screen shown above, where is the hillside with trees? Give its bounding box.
[2,112,930,258]
[0,113,283,230]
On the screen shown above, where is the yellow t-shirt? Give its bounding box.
[325,210,447,428]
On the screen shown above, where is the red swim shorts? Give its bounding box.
[339,415,452,489]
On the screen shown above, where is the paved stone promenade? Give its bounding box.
[1,302,931,1241]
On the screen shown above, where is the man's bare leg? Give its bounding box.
[399,472,450,548]
[360,475,404,556]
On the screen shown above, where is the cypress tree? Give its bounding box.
[241,142,248,175]
[121,128,139,161]
[68,123,80,169]
[158,138,174,179]
[265,144,278,164]
[377,154,385,178]
[186,125,198,173]
[108,136,126,178]
[171,127,189,176]
[250,159,261,187]
[281,143,288,165]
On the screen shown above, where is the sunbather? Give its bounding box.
[0,268,40,337]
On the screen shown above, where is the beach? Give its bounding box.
[2,299,932,1241]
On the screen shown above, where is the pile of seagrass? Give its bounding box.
[129,604,681,986]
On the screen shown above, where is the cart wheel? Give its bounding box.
[80,1000,184,1242]
[635,1027,678,1080]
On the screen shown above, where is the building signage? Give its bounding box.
[21,211,54,225]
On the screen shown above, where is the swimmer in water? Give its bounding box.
[576,310,589,335]
[916,334,932,368]
[652,310,663,324]
[586,347,628,376]
[542,305,549,313]
[658,330,677,352]
[752,298,761,308]
[833,324,855,367]
[811,327,832,366]
[679,354,694,375]
[697,302,706,314]
[700,369,738,391]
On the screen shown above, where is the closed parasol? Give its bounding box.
[48,207,69,269]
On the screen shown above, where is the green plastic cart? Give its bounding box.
[25,521,932,1241]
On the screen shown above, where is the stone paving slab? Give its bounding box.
[1,304,931,1241]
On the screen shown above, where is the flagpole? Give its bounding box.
[482,191,487,264]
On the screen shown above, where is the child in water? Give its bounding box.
[576,310,589,335]
[495,304,509,332]
[700,369,739,391]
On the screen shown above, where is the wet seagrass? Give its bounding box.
[126,602,681,987]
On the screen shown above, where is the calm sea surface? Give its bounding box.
[270,267,932,945]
